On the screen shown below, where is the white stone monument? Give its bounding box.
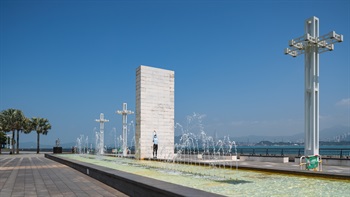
[135,65,175,159]
[285,16,343,156]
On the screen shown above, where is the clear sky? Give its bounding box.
[1,0,349,146]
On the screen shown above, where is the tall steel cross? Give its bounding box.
[284,16,343,156]
[117,103,134,156]
[95,113,109,154]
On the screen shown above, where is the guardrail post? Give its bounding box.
[340,149,343,158]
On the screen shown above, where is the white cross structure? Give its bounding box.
[95,113,109,154]
[116,103,134,156]
[284,16,343,156]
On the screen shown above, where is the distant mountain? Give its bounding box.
[287,126,350,142]
[319,126,350,142]
[175,125,350,145]
[19,142,51,149]
[227,134,304,144]
[19,141,77,149]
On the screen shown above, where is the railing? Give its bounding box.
[237,147,350,158]
[14,147,348,158]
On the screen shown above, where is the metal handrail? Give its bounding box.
[236,147,350,158]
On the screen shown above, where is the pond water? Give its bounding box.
[59,154,350,197]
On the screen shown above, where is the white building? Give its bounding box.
[135,65,175,159]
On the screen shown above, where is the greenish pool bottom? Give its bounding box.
[59,154,350,197]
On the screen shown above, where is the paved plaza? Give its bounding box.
[0,153,128,197]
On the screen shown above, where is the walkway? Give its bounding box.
[0,154,128,197]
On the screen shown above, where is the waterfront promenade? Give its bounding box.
[0,153,128,197]
[1,153,349,197]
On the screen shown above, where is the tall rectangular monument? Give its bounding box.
[135,65,174,159]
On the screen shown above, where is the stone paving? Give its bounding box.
[0,154,128,197]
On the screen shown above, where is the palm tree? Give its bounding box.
[0,109,26,154]
[0,131,7,154]
[23,117,34,147]
[23,118,33,134]
[13,110,25,154]
[30,117,51,154]
[0,113,6,154]
[1,109,17,154]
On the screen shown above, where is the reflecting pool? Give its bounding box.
[59,154,350,196]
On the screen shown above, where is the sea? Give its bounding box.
[235,145,350,157]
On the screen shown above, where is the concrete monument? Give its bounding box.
[135,65,175,159]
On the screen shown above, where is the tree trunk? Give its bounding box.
[37,133,40,154]
[12,130,15,154]
[16,130,19,154]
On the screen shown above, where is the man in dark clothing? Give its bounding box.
[153,130,158,158]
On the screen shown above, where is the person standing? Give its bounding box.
[153,130,158,158]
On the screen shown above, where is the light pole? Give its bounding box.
[117,103,134,157]
[284,16,343,156]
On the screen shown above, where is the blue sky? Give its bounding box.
[1,0,349,146]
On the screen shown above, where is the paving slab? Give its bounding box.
[0,154,128,197]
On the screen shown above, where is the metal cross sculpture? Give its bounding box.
[117,103,134,157]
[284,16,343,156]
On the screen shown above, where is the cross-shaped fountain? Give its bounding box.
[95,113,109,154]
